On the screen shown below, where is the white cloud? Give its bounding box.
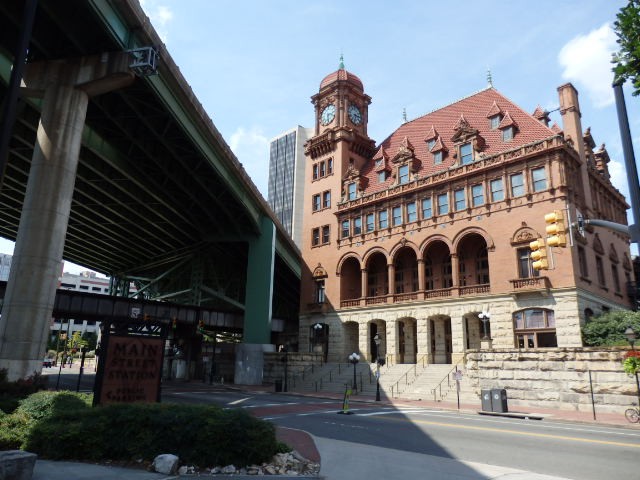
[608,159,629,198]
[558,23,617,108]
[139,1,173,43]
[229,127,270,197]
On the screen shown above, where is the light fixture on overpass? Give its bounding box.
[127,46,159,77]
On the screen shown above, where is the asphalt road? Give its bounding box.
[43,372,640,480]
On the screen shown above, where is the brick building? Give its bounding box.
[298,61,634,365]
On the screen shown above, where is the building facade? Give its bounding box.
[268,126,313,248]
[299,63,633,365]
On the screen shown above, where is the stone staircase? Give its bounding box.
[288,361,479,404]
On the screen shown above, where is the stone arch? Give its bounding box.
[368,319,386,362]
[426,313,453,364]
[419,234,454,257]
[452,226,494,252]
[336,252,362,275]
[455,231,490,286]
[339,256,362,302]
[389,238,420,259]
[395,316,418,364]
[422,237,454,290]
[510,225,539,246]
[364,249,389,297]
[362,246,389,266]
[343,321,360,359]
[392,246,418,294]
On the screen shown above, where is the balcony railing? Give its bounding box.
[339,283,490,308]
[509,276,550,294]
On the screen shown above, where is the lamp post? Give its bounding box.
[373,334,382,401]
[348,352,360,391]
[478,311,491,340]
[281,345,289,393]
[624,327,640,409]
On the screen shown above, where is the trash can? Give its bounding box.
[481,389,493,412]
[274,380,283,392]
[491,388,508,413]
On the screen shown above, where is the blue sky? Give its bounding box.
[1,0,639,272]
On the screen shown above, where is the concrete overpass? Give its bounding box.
[0,0,301,381]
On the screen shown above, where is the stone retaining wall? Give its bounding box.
[464,347,637,414]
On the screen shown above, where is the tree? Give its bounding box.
[581,310,640,346]
[612,0,640,95]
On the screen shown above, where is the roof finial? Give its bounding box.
[402,107,407,123]
[486,68,494,88]
[339,53,344,70]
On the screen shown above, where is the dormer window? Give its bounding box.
[347,182,357,200]
[398,164,410,184]
[375,158,383,168]
[490,115,502,129]
[434,151,443,164]
[460,142,473,165]
[378,171,387,183]
[502,126,514,142]
[427,139,436,150]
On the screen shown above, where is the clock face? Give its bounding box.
[321,104,336,125]
[348,104,362,125]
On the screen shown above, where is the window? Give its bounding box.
[322,225,330,244]
[323,190,331,208]
[433,151,443,164]
[517,247,539,278]
[407,202,417,222]
[378,171,387,183]
[490,178,504,201]
[513,309,557,348]
[91,287,101,291]
[79,285,89,290]
[327,158,333,174]
[379,210,388,229]
[510,172,524,197]
[313,159,332,180]
[422,198,432,219]
[313,164,319,180]
[312,228,320,246]
[578,246,588,277]
[60,282,75,289]
[502,126,514,142]
[460,142,473,165]
[611,263,621,293]
[531,167,547,192]
[490,115,501,129]
[375,158,383,168]
[366,213,375,232]
[315,279,325,304]
[596,256,606,286]
[347,182,357,200]
[399,165,410,184]
[354,217,362,235]
[312,194,321,211]
[437,193,449,215]
[471,184,484,207]
[392,206,402,226]
[427,139,436,150]
[454,188,466,211]
[341,220,350,238]
[320,161,326,177]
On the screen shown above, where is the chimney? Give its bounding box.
[557,83,593,211]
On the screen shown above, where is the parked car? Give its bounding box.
[43,358,53,368]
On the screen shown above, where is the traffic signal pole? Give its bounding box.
[613,81,640,245]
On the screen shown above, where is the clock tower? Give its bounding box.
[301,58,376,318]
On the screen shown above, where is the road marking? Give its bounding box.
[379,416,640,448]
[227,397,251,405]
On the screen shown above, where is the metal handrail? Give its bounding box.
[431,360,463,401]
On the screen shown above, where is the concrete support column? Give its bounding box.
[450,254,459,289]
[0,52,134,380]
[386,321,397,365]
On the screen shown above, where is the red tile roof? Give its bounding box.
[361,87,558,194]
[320,68,363,91]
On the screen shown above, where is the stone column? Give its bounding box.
[385,320,396,365]
[0,53,134,380]
[417,259,425,292]
[360,268,367,299]
[387,263,395,297]
[450,254,459,291]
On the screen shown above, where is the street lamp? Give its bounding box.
[624,327,640,409]
[373,334,383,401]
[478,311,491,340]
[348,352,360,391]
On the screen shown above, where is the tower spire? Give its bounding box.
[339,53,344,70]
[487,68,494,88]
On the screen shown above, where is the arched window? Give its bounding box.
[513,309,557,348]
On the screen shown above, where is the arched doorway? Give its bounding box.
[428,315,452,364]
[396,317,417,364]
[456,233,489,286]
[368,320,386,363]
[340,256,361,303]
[423,240,453,291]
[393,247,418,294]
[343,321,359,361]
[366,251,388,298]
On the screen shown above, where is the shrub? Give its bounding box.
[0,368,49,414]
[581,310,640,346]
[9,394,279,468]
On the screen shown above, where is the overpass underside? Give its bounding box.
[0,0,300,381]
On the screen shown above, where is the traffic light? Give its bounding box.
[545,210,567,247]
[529,237,548,270]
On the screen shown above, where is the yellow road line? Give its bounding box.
[380,416,640,449]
